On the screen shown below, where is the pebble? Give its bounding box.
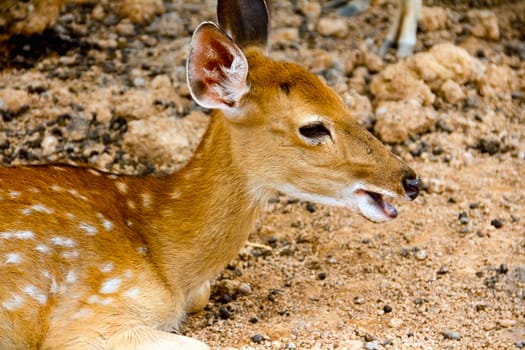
[415,249,428,261]
[218,306,231,319]
[437,266,449,275]
[365,340,380,350]
[389,317,403,328]
[354,296,365,305]
[442,331,461,340]
[490,218,503,228]
[317,17,348,38]
[516,340,525,348]
[383,305,393,313]
[237,283,252,295]
[306,202,316,213]
[133,77,146,87]
[251,334,265,344]
[458,212,469,225]
[41,135,59,157]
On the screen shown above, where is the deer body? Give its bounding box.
[0,1,420,348]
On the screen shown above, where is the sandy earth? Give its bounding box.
[0,0,524,349]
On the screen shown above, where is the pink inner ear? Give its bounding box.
[195,30,234,86]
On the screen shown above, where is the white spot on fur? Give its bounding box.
[116,181,128,194]
[8,191,20,199]
[100,262,114,273]
[126,200,136,210]
[1,230,35,240]
[66,213,76,220]
[22,204,54,215]
[41,270,51,279]
[22,285,47,304]
[67,189,89,201]
[79,222,97,236]
[87,295,101,304]
[103,220,113,231]
[35,244,50,253]
[73,307,94,319]
[123,287,140,298]
[141,192,152,209]
[171,191,181,200]
[66,271,78,284]
[61,251,80,259]
[96,213,113,231]
[100,278,122,294]
[87,295,113,305]
[51,185,63,192]
[123,270,133,278]
[50,237,76,248]
[2,295,24,311]
[5,253,22,264]
[137,246,147,255]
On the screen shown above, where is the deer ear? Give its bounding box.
[186,22,250,114]
[217,0,270,51]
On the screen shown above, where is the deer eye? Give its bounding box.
[299,123,332,142]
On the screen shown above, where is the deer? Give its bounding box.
[0,0,420,349]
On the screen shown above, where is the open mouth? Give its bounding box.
[355,189,398,222]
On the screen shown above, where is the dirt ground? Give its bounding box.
[1,0,524,349]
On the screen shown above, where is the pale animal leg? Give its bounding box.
[109,326,210,350]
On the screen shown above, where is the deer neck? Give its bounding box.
[145,113,267,293]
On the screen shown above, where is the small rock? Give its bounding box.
[133,77,146,87]
[354,296,366,305]
[516,340,525,348]
[420,6,448,32]
[467,9,500,40]
[41,135,59,157]
[365,340,380,350]
[440,79,466,104]
[317,17,348,38]
[491,218,503,229]
[251,334,265,344]
[306,202,316,213]
[383,305,393,313]
[116,21,135,36]
[374,100,437,144]
[442,331,461,340]
[415,249,428,261]
[458,212,469,225]
[437,266,449,275]
[318,272,327,280]
[389,318,403,328]
[476,138,500,155]
[237,283,252,295]
[363,51,384,73]
[219,306,231,319]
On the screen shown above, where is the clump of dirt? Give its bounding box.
[0,0,524,349]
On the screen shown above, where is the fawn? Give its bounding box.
[0,0,420,349]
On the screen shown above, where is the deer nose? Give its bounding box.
[402,175,421,200]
